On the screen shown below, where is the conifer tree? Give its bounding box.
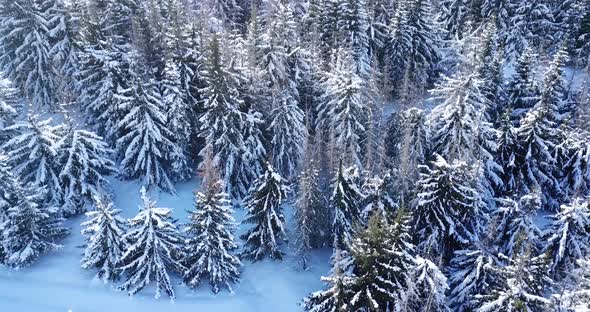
[506,48,540,124]
[493,194,542,258]
[240,163,289,261]
[505,0,554,60]
[561,137,590,196]
[448,246,500,312]
[405,256,450,312]
[76,1,133,142]
[56,122,116,215]
[478,248,552,311]
[295,152,329,269]
[337,0,371,78]
[387,0,440,98]
[0,0,61,108]
[360,174,397,221]
[414,156,486,255]
[495,110,520,195]
[198,35,250,199]
[0,75,19,133]
[2,182,67,268]
[538,47,570,123]
[80,196,127,283]
[514,104,561,208]
[303,247,355,312]
[183,155,241,293]
[116,73,176,192]
[162,59,192,181]
[348,210,416,310]
[2,116,64,204]
[118,188,184,299]
[544,197,590,276]
[318,49,369,167]
[330,161,364,246]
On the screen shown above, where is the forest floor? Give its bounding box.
[0,177,331,312]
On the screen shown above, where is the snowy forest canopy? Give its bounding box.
[0,0,589,310]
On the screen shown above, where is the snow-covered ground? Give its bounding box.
[0,178,331,312]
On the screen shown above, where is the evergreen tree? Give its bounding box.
[360,174,397,221]
[405,256,450,312]
[538,47,570,124]
[295,152,329,269]
[481,0,511,43]
[348,210,416,310]
[478,249,552,312]
[0,75,19,133]
[116,74,176,192]
[2,116,64,204]
[505,0,554,60]
[387,0,440,98]
[448,246,501,312]
[478,25,506,125]
[514,104,561,208]
[76,4,133,142]
[506,48,540,124]
[198,35,250,199]
[414,156,486,255]
[544,197,590,276]
[183,158,241,293]
[303,247,356,312]
[337,0,371,78]
[80,196,127,283]
[240,163,289,261]
[55,123,116,215]
[161,59,192,181]
[330,161,364,246]
[385,108,429,200]
[318,49,369,167]
[118,188,184,299]
[561,137,590,197]
[2,183,67,268]
[0,0,61,108]
[439,0,470,39]
[492,194,542,259]
[495,110,520,194]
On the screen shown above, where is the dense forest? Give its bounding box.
[0,0,590,310]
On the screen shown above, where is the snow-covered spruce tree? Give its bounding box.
[161,59,192,181]
[514,104,562,208]
[238,110,267,196]
[303,247,356,312]
[387,0,440,98]
[538,47,570,124]
[0,75,19,134]
[414,156,486,256]
[506,48,540,125]
[80,196,127,283]
[348,210,416,310]
[477,248,552,312]
[295,152,330,269]
[544,197,590,276]
[481,0,511,44]
[336,0,371,78]
[240,163,289,261]
[55,122,116,215]
[439,0,470,40]
[2,116,64,204]
[198,35,250,200]
[561,136,590,197]
[267,94,306,180]
[385,108,429,200]
[495,110,520,195]
[492,193,542,258]
[183,155,241,293]
[505,0,554,60]
[477,24,506,125]
[404,256,450,312]
[76,0,133,142]
[360,174,397,221]
[448,245,501,312]
[2,180,67,268]
[0,0,60,108]
[116,73,176,192]
[118,188,184,299]
[318,49,369,168]
[330,161,364,247]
